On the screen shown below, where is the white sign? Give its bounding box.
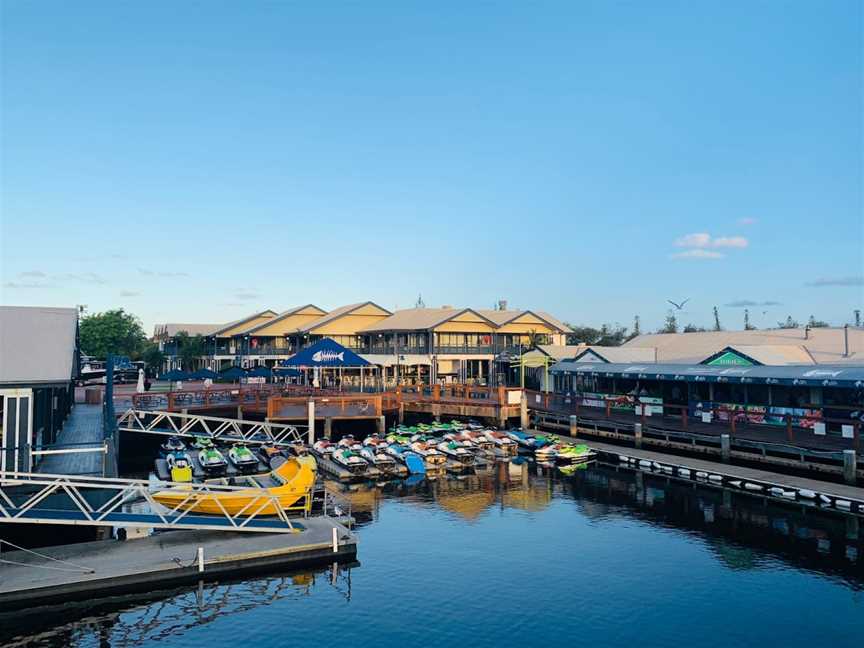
[701,412,712,424]
[813,422,826,436]
[535,394,541,404]
[842,424,854,439]
[507,390,522,405]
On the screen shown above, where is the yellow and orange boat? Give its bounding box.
[152,454,317,516]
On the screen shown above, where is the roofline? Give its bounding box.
[700,346,764,366]
[431,307,499,330]
[243,304,326,335]
[572,348,610,363]
[493,309,567,332]
[299,301,393,333]
[209,310,279,337]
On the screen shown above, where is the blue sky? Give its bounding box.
[1,1,861,333]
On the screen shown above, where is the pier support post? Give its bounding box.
[634,423,643,449]
[843,450,857,485]
[520,392,529,430]
[569,415,578,438]
[324,417,332,439]
[307,400,315,444]
[721,434,731,463]
[377,415,386,435]
[432,404,442,422]
[398,403,405,424]
[236,407,243,420]
[497,407,507,430]
[197,547,204,573]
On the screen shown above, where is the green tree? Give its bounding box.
[808,315,829,328]
[713,306,722,332]
[141,341,165,375]
[564,323,629,346]
[683,323,705,333]
[174,331,206,370]
[79,308,146,358]
[660,311,678,334]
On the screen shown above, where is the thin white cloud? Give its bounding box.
[62,272,108,284]
[120,290,141,297]
[137,268,189,278]
[725,299,782,307]
[737,217,758,226]
[671,249,725,260]
[234,291,260,301]
[806,276,864,287]
[18,270,47,278]
[3,281,52,289]
[674,233,748,249]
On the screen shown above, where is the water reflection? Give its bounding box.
[0,563,355,648]
[3,460,861,647]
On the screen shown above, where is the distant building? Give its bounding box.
[0,306,79,472]
[154,302,572,385]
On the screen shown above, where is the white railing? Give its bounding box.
[116,409,305,447]
[0,471,306,533]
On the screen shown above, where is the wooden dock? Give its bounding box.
[535,428,864,511]
[0,516,356,610]
[35,404,106,477]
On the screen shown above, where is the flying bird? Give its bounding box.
[667,299,690,310]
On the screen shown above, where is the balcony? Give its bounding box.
[364,345,430,356]
[434,345,495,355]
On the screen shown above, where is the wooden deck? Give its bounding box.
[35,404,106,477]
[0,516,356,610]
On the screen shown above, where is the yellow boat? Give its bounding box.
[152,455,317,516]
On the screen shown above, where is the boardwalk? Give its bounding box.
[35,404,105,477]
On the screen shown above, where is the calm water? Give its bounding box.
[3,460,863,647]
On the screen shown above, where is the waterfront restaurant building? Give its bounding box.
[549,327,864,435]
[154,302,571,386]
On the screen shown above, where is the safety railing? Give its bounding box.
[116,409,305,446]
[0,471,307,533]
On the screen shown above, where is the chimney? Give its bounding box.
[498,299,508,311]
[844,324,849,357]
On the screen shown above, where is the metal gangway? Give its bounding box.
[0,471,307,533]
[116,409,306,447]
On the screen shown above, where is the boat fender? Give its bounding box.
[652,461,662,470]
[769,487,784,497]
[819,494,833,505]
[798,489,816,499]
[729,480,742,488]
[678,468,691,477]
[619,455,630,463]
[743,483,763,492]
[709,474,723,483]
[639,459,651,468]
[661,465,673,474]
[835,499,852,510]
[780,490,796,500]
[696,471,708,479]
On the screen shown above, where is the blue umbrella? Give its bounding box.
[192,368,219,380]
[247,365,273,378]
[274,367,301,377]
[160,369,191,381]
[219,366,247,380]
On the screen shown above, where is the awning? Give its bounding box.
[360,354,432,366]
[280,338,371,367]
[550,361,864,388]
[247,366,273,378]
[159,369,191,381]
[219,366,246,379]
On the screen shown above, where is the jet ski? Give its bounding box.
[555,443,596,464]
[161,435,186,454]
[437,440,475,465]
[313,439,336,456]
[228,443,259,472]
[198,445,228,474]
[165,451,193,482]
[384,444,426,474]
[506,429,537,451]
[359,446,398,472]
[410,441,447,466]
[482,430,518,457]
[332,448,368,475]
[192,435,215,450]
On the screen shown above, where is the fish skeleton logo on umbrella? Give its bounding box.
[312,350,344,363]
